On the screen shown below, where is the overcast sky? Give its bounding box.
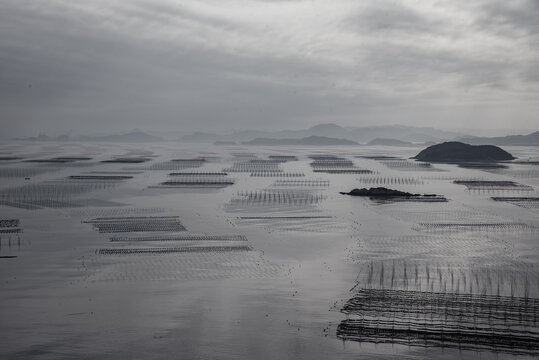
[1,0,538,137]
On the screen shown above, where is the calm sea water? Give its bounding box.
[1,142,537,359]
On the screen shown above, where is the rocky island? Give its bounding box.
[340,187,447,202]
[413,142,515,162]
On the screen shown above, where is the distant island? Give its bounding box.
[459,131,539,146]
[241,136,359,146]
[413,142,515,162]
[367,138,414,146]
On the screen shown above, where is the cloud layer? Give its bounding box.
[1,0,538,136]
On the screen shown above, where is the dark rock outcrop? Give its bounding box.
[340,187,446,202]
[340,187,419,197]
[413,142,515,162]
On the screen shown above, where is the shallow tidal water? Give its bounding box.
[1,142,538,359]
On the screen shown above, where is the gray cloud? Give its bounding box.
[1,0,538,137]
[476,0,539,38]
[350,2,449,36]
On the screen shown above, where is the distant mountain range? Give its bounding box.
[241,136,358,146]
[12,125,538,146]
[458,131,539,146]
[14,131,163,143]
[180,123,463,144]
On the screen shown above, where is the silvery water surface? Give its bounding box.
[1,141,538,359]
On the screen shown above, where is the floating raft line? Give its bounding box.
[250,172,304,177]
[160,181,235,186]
[492,197,539,202]
[149,185,232,189]
[83,216,186,233]
[69,175,133,180]
[338,288,539,356]
[356,156,402,160]
[93,223,186,233]
[238,216,333,220]
[110,234,248,242]
[85,171,144,174]
[337,319,539,356]
[418,222,534,229]
[0,219,19,227]
[454,180,533,190]
[82,216,180,223]
[97,246,253,255]
[313,169,373,174]
[0,228,22,233]
[168,172,228,176]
